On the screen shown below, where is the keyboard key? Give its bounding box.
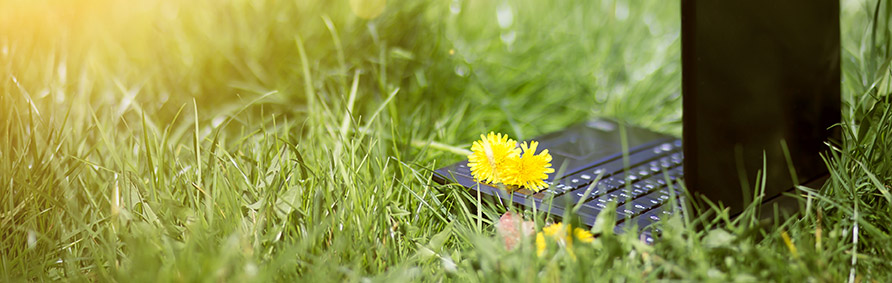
[567,184,610,203]
[593,181,612,195]
[671,153,683,163]
[576,201,607,218]
[595,191,628,206]
[648,214,661,221]
[664,168,682,180]
[631,195,660,211]
[614,205,640,219]
[564,181,582,189]
[644,184,658,191]
[611,176,628,186]
[642,178,661,188]
[671,166,684,175]
[624,210,663,232]
[620,208,635,216]
[643,234,655,244]
[561,191,587,207]
[633,189,668,206]
[651,203,684,217]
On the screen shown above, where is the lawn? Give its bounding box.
[1,0,891,281]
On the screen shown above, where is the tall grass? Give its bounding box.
[0,0,890,281]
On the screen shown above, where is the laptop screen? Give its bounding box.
[537,120,671,171]
[681,0,840,215]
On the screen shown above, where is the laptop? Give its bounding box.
[432,0,840,242]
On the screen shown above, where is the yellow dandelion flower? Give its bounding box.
[574,227,594,243]
[536,222,594,257]
[542,222,565,237]
[536,232,547,257]
[467,132,520,184]
[502,141,554,191]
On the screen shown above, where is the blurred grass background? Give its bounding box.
[1,0,890,281]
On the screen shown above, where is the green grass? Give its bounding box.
[1,0,891,281]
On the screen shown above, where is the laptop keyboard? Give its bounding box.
[542,140,684,225]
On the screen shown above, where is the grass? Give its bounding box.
[1,0,890,281]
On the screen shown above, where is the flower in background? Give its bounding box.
[502,141,554,191]
[536,222,594,257]
[496,212,535,251]
[468,132,520,184]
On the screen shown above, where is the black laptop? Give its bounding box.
[432,0,840,242]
